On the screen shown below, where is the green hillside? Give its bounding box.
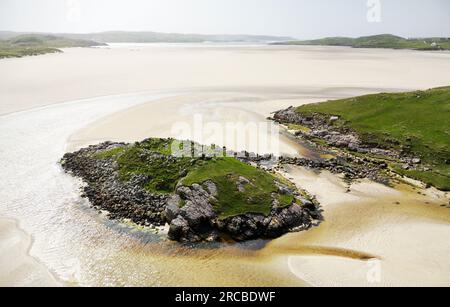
[0,34,105,59]
[295,86,450,190]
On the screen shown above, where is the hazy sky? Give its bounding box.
[0,0,449,39]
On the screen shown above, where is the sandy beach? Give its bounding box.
[2,44,450,115]
[275,166,450,286]
[1,44,450,286]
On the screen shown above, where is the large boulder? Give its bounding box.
[162,195,181,223]
[167,183,218,242]
[168,216,193,241]
[266,205,305,238]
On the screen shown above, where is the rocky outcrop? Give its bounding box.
[61,141,322,243]
[62,142,168,227]
[164,181,322,242]
[271,107,425,185]
[219,203,317,241]
[279,156,390,185]
[167,183,218,242]
[273,107,399,157]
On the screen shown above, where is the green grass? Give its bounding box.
[392,165,449,190]
[95,138,300,218]
[0,42,61,58]
[295,86,450,190]
[275,34,450,51]
[112,139,195,194]
[0,34,105,59]
[94,146,127,159]
[277,193,296,207]
[182,158,287,218]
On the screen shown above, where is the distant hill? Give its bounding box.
[0,31,294,44]
[0,34,105,59]
[0,30,294,58]
[274,34,450,51]
[64,31,294,43]
[8,34,106,48]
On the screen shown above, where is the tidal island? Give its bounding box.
[61,138,322,242]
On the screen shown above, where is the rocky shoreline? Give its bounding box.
[61,141,323,243]
[271,106,426,187]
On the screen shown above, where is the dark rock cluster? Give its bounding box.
[165,182,322,242]
[273,107,399,158]
[279,156,390,185]
[62,142,168,227]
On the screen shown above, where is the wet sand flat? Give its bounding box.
[274,166,450,287]
[0,218,59,286]
[1,44,450,286]
[2,44,450,115]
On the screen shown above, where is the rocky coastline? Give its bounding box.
[270,106,429,187]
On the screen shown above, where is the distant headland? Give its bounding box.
[273,34,450,51]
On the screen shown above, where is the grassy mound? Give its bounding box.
[295,86,450,190]
[182,158,297,218]
[94,138,301,219]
